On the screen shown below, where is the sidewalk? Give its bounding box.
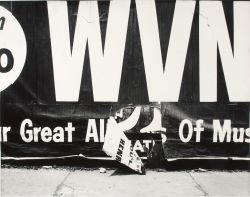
[1,167,250,197]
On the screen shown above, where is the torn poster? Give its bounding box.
[103,116,144,174]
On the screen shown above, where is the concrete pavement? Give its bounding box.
[1,167,250,196]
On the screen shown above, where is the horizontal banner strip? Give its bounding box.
[1,154,115,161]
[2,155,250,161]
[166,156,250,162]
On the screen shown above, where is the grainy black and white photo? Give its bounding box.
[0,0,250,196]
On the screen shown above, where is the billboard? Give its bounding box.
[0,1,250,170]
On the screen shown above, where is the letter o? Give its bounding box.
[179,119,193,143]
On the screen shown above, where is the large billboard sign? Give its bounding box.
[0,1,250,170]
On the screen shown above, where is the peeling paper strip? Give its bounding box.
[1,156,150,161]
[166,157,250,162]
[2,156,250,162]
[1,155,115,161]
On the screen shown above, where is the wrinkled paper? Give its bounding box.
[103,117,144,174]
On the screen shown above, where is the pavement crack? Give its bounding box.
[188,172,209,196]
[53,171,75,197]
